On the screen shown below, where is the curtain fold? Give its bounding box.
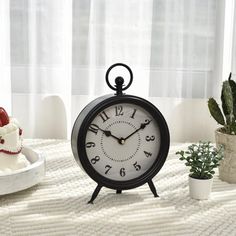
[232,1,236,77]
[72,0,153,97]
[10,0,72,138]
[0,0,11,113]
[149,0,216,98]
[0,0,226,139]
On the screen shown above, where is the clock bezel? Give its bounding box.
[73,94,170,190]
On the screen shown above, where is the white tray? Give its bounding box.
[0,147,45,195]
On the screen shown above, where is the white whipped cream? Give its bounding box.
[0,118,20,135]
[0,117,22,153]
[0,117,30,173]
[0,153,30,172]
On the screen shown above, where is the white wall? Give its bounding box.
[12,94,218,142]
[71,95,219,143]
[149,97,218,142]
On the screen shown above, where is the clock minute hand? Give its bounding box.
[124,120,152,141]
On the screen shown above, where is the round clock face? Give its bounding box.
[85,103,161,181]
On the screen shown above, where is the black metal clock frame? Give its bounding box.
[71,63,170,204]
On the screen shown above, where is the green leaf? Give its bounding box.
[228,73,236,118]
[208,98,225,125]
[222,81,233,117]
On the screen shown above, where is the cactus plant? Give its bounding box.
[208,73,236,134]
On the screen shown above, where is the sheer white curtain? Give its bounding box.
[150,0,216,98]
[0,0,11,113]
[0,0,221,140]
[10,0,72,138]
[72,0,153,96]
[232,1,236,78]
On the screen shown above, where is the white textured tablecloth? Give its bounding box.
[1,140,236,236]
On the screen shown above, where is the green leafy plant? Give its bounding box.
[208,72,236,134]
[176,141,224,179]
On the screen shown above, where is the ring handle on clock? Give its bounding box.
[105,63,133,95]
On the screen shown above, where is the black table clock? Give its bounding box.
[71,63,170,204]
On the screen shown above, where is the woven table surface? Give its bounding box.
[0,140,236,236]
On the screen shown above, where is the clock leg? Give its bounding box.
[87,184,102,204]
[148,180,159,198]
[116,190,122,194]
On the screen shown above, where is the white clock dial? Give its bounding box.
[85,103,161,181]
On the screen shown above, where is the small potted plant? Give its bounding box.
[176,141,223,200]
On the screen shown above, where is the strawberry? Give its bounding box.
[0,107,10,126]
[19,128,23,136]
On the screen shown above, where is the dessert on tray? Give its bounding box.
[0,107,30,174]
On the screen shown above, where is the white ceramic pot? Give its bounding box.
[189,176,213,200]
[215,128,236,183]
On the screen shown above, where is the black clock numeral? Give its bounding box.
[133,161,141,171]
[88,124,99,135]
[115,106,124,116]
[146,135,155,142]
[144,151,152,157]
[86,142,96,148]
[130,108,137,119]
[99,111,110,122]
[105,165,112,174]
[91,156,100,164]
[120,168,126,177]
[115,105,124,116]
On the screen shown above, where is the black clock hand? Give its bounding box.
[124,119,152,141]
[98,127,123,143]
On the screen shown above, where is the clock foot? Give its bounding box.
[87,184,102,204]
[116,190,122,194]
[148,180,159,198]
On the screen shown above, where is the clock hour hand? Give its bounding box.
[98,127,122,143]
[124,119,152,141]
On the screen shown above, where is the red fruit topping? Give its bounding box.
[0,119,2,127]
[19,128,23,136]
[0,107,10,126]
